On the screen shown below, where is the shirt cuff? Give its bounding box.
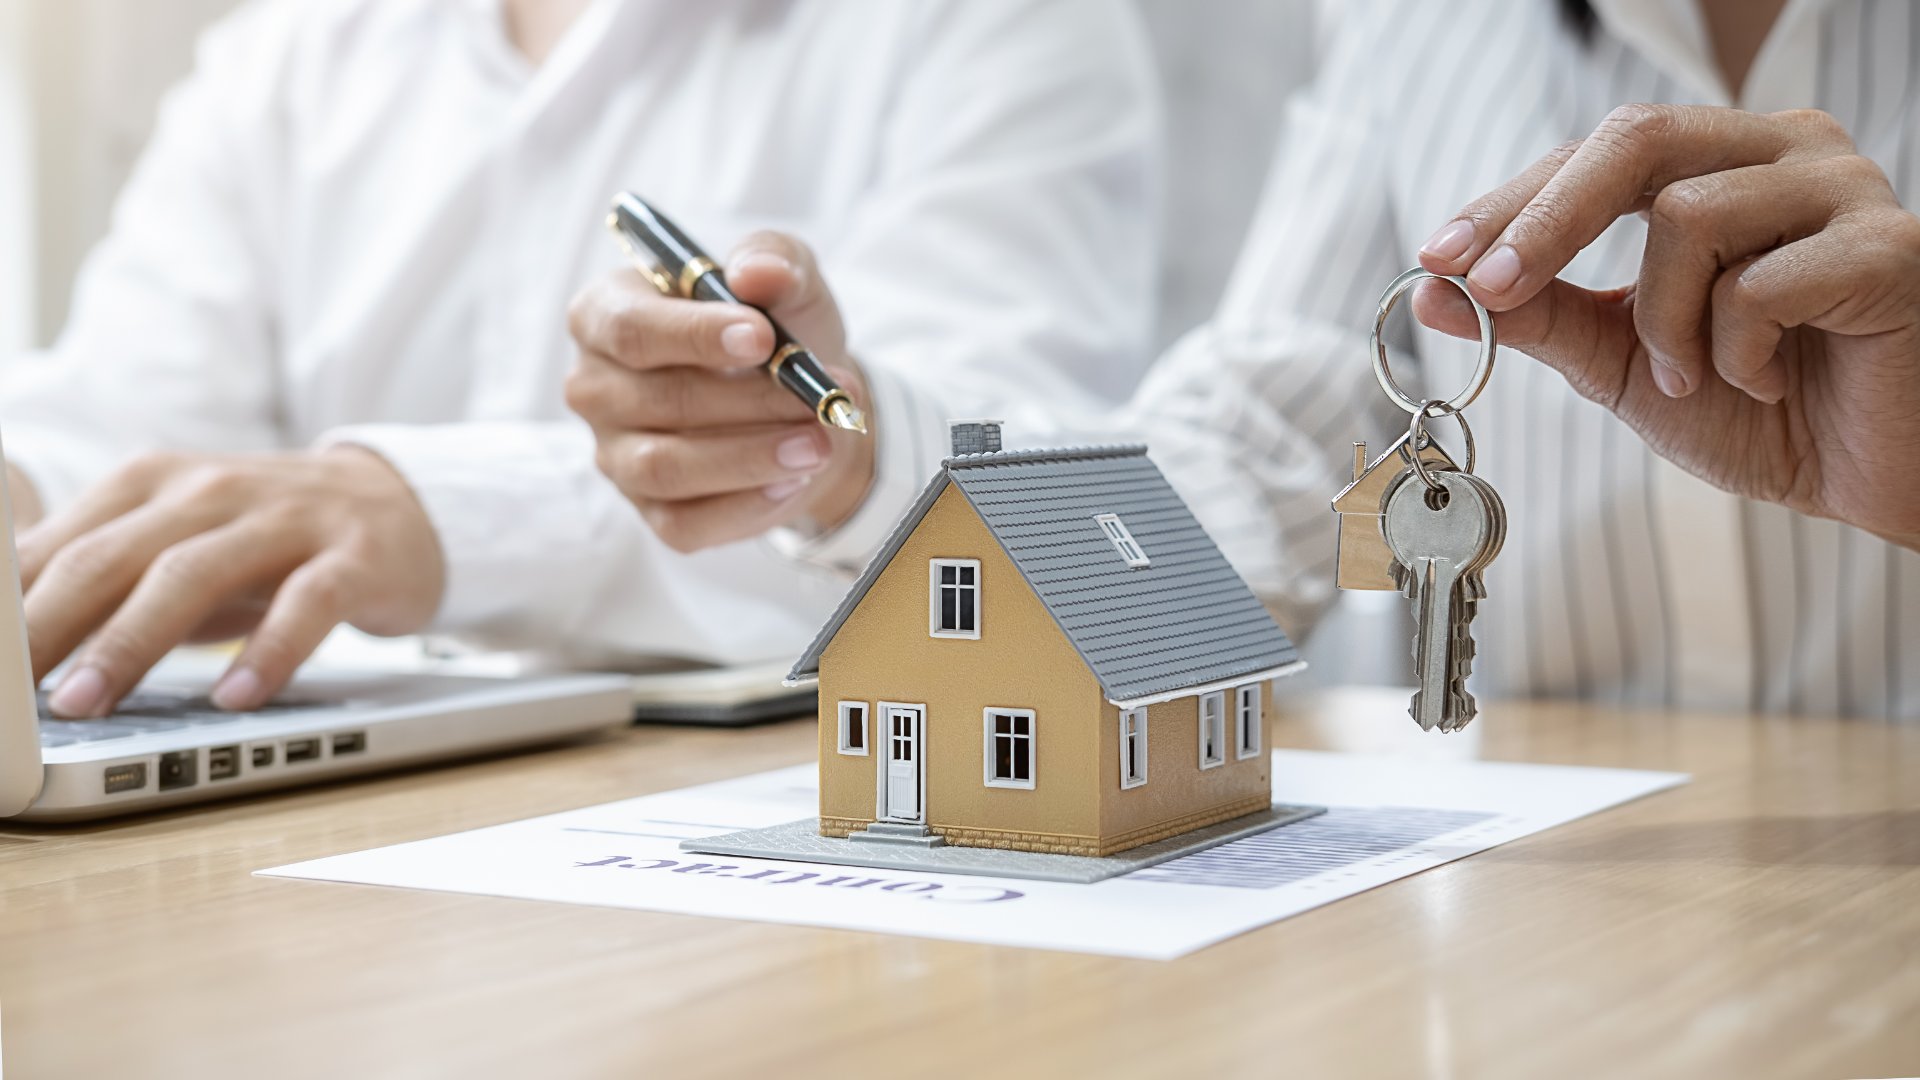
[317,422,614,632]
[0,425,125,519]
[765,360,952,575]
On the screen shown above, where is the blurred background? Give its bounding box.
[0,0,1394,687]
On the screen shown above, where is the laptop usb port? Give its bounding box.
[284,738,321,763]
[103,762,147,794]
[331,732,366,756]
[251,745,274,768]
[208,745,241,781]
[157,750,197,791]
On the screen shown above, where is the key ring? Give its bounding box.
[1402,398,1476,491]
[1370,267,1497,416]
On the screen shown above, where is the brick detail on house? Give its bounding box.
[928,825,1103,857]
[1096,793,1273,856]
[818,816,870,838]
[817,795,1272,858]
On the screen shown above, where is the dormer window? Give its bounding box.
[929,558,981,639]
[1094,513,1150,568]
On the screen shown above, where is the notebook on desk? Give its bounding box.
[627,659,814,725]
[321,634,817,727]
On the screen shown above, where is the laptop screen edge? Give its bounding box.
[0,430,45,814]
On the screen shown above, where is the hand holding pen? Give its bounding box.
[566,199,876,553]
[606,194,866,434]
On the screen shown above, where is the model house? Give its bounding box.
[785,421,1304,858]
[1330,438,1458,590]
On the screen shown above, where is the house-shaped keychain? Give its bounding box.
[1331,438,1458,590]
[684,421,1323,884]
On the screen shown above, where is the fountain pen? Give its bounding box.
[605,193,867,435]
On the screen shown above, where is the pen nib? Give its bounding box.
[824,397,869,434]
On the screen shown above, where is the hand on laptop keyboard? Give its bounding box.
[14,448,444,720]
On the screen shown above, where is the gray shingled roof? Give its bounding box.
[787,445,1302,704]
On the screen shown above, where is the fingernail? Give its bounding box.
[764,477,811,502]
[212,667,264,712]
[720,322,763,362]
[1420,220,1476,263]
[1650,359,1691,398]
[775,434,824,471]
[729,252,795,278]
[49,666,108,718]
[1468,245,1524,294]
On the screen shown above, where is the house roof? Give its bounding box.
[786,444,1302,705]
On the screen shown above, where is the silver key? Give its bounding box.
[1382,469,1499,731]
[1452,473,1508,730]
[1383,475,1485,731]
[1445,470,1505,727]
[1424,470,1503,731]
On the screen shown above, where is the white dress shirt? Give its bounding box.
[0,0,1159,665]
[1122,0,1920,718]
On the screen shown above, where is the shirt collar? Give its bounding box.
[1591,0,1838,106]
[448,0,630,95]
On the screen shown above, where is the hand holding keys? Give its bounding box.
[1332,269,1506,732]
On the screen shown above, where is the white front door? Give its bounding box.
[880,704,924,823]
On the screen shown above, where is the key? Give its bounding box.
[1450,477,1505,731]
[1431,472,1504,732]
[1400,469,1506,730]
[1436,576,1481,730]
[1446,577,1484,730]
[1381,469,1500,731]
[1384,474,1486,731]
[1440,471,1506,731]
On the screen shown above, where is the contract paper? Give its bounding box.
[259,751,1685,960]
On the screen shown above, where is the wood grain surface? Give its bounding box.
[2,688,1916,1080]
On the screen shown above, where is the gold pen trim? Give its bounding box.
[819,392,868,433]
[677,256,718,299]
[768,342,805,379]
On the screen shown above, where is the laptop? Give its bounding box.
[0,469,634,824]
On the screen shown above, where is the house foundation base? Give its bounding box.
[679,803,1326,884]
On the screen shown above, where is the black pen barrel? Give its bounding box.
[609,193,703,275]
[685,261,839,417]
[606,192,865,432]
[770,342,841,415]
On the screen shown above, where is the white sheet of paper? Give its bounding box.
[259,751,1684,960]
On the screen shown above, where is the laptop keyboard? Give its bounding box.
[36,690,324,748]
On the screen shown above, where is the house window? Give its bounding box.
[1120,707,1148,789]
[1235,684,1263,759]
[1198,691,1226,769]
[929,558,981,639]
[1094,513,1150,568]
[983,708,1036,789]
[837,701,869,756]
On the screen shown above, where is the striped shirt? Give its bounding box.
[1124,0,1920,719]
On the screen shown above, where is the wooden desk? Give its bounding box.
[2,689,1916,1079]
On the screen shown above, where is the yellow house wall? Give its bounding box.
[815,483,1107,848]
[1095,681,1275,852]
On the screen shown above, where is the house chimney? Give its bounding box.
[1352,442,1367,481]
[948,419,1003,456]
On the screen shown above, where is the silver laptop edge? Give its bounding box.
[0,435,43,816]
[0,432,632,822]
